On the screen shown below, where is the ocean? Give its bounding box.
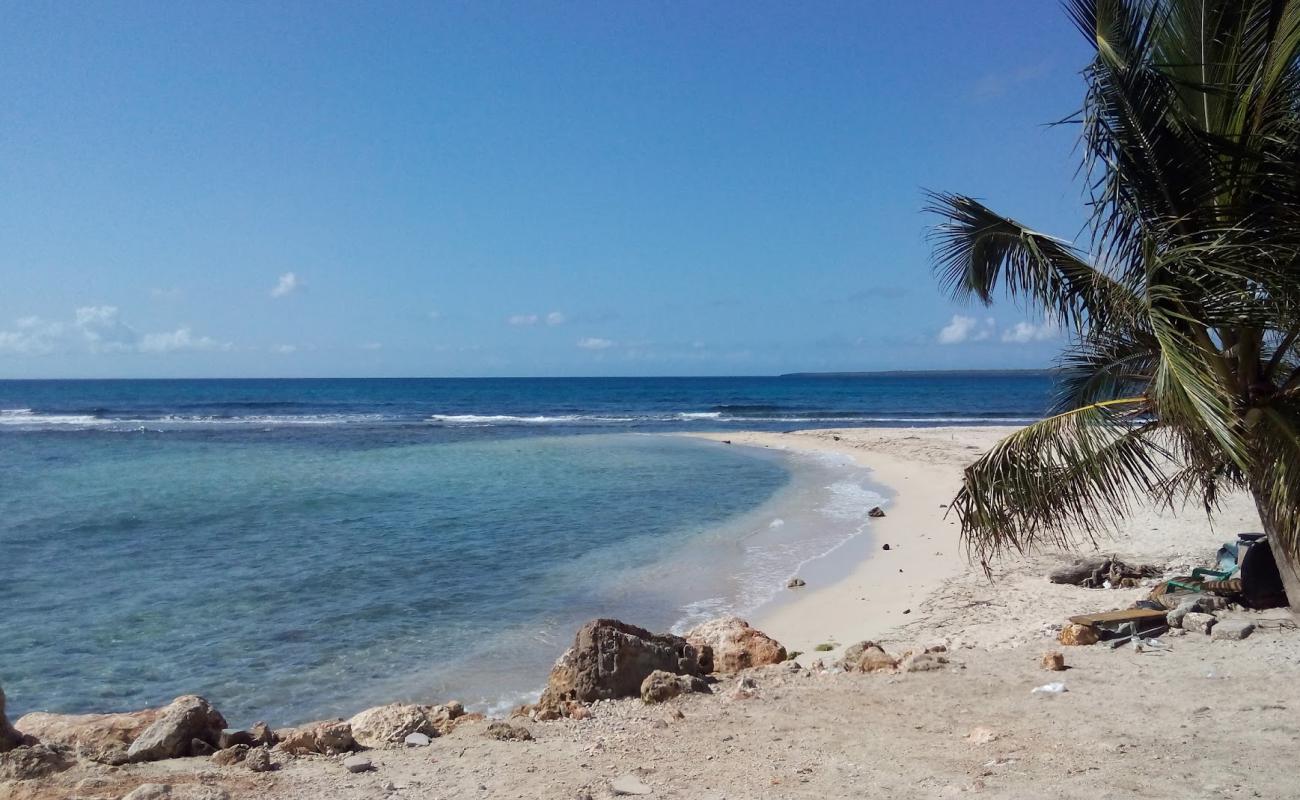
[0,373,1051,726]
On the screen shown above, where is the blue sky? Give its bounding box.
[1,1,1095,378]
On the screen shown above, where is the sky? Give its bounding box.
[1,1,1097,378]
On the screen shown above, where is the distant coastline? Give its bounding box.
[778,369,1053,378]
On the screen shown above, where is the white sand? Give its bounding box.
[15,427,1300,800]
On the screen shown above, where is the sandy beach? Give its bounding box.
[9,426,1300,800]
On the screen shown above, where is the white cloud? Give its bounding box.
[577,337,616,350]
[937,315,995,344]
[546,311,567,326]
[360,342,383,351]
[508,314,540,326]
[1001,320,1060,343]
[271,344,298,355]
[150,287,183,301]
[270,272,300,298]
[0,308,229,356]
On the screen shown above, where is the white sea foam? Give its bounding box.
[0,409,110,427]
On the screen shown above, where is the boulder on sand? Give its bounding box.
[685,616,787,674]
[839,641,898,673]
[347,702,464,748]
[275,720,356,756]
[15,706,162,765]
[639,670,707,704]
[536,619,706,717]
[126,695,227,763]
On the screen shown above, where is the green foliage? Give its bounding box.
[813,643,834,652]
[927,0,1300,577]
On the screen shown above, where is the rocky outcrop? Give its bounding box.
[483,721,533,741]
[347,702,465,748]
[0,686,33,753]
[685,616,786,673]
[126,696,227,763]
[0,743,76,781]
[536,619,706,716]
[15,707,161,765]
[275,720,356,755]
[839,641,899,673]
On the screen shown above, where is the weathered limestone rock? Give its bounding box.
[1210,619,1255,640]
[244,747,273,772]
[1058,624,1099,646]
[786,577,806,588]
[899,652,948,672]
[685,616,787,674]
[536,619,705,716]
[483,721,532,741]
[275,720,356,756]
[0,743,76,781]
[640,670,693,704]
[1183,612,1217,635]
[611,774,653,795]
[15,707,160,765]
[249,721,277,747]
[347,703,439,748]
[126,696,227,763]
[211,744,249,767]
[404,732,431,747]
[839,641,898,672]
[342,754,373,773]
[1041,651,1066,671]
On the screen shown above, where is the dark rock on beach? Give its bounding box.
[536,619,707,717]
[126,695,227,763]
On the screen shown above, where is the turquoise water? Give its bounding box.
[0,375,1045,725]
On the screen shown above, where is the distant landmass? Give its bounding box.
[778,369,1053,378]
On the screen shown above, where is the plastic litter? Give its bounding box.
[1031,682,1068,695]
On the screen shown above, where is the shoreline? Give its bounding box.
[689,427,1019,660]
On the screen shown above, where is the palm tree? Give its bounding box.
[926,0,1300,609]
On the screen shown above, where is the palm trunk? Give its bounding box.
[1251,487,1300,613]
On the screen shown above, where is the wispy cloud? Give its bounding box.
[546,311,567,326]
[577,337,616,350]
[969,61,1052,101]
[271,344,298,355]
[360,342,383,351]
[149,287,184,301]
[427,310,442,321]
[507,313,540,326]
[270,272,300,299]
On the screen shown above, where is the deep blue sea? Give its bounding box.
[0,374,1050,726]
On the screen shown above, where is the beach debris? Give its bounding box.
[786,577,806,588]
[610,774,653,795]
[1049,556,1158,588]
[348,702,463,747]
[839,641,898,673]
[1182,612,1217,635]
[126,695,227,763]
[403,732,431,747]
[483,722,533,742]
[1031,682,1068,695]
[869,506,886,518]
[211,744,249,766]
[965,727,999,745]
[903,608,912,614]
[0,742,76,781]
[534,619,707,718]
[244,747,273,772]
[686,616,787,673]
[1211,620,1255,641]
[1058,624,1099,646]
[640,670,701,704]
[1040,651,1066,671]
[813,643,835,652]
[342,754,374,773]
[276,720,357,756]
[882,543,891,551]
